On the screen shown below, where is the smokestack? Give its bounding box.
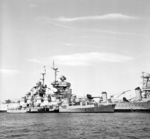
[102,92,107,103]
[67,89,72,104]
[135,87,142,100]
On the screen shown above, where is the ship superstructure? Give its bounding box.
[142,72,150,99]
[7,66,59,113]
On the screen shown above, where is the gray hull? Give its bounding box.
[0,110,7,113]
[114,101,150,112]
[59,104,115,113]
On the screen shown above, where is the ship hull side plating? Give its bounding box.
[114,101,150,112]
[59,104,115,113]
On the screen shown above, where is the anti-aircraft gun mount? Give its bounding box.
[29,66,47,98]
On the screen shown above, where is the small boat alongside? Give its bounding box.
[28,105,59,113]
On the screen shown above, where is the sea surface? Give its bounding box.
[0,113,150,139]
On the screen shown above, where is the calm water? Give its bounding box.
[0,113,150,139]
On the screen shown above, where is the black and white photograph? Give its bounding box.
[0,0,150,138]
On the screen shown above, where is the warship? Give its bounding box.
[111,72,150,112]
[51,64,115,113]
[7,66,59,113]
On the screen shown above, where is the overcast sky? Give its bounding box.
[1,0,150,101]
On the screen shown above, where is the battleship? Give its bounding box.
[7,66,59,113]
[111,72,150,112]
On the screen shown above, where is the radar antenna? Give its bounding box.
[41,66,46,85]
[52,61,59,82]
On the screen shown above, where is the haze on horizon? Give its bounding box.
[1,0,150,101]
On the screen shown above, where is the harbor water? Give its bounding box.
[0,113,150,139]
